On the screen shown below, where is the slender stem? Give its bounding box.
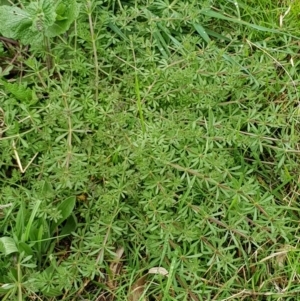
[135,73,145,133]
[44,36,52,72]
[17,260,22,301]
[86,1,99,101]
[131,41,145,133]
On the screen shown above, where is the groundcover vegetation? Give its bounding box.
[1,0,300,300]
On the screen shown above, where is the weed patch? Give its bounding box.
[1,0,300,300]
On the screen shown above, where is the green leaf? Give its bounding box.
[107,22,130,42]
[205,28,231,42]
[192,23,210,43]
[41,286,63,297]
[26,0,57,29]
[153,30,170,58]
[201,9,300,38]
[0,6,32,40]
[51,196,76,233]
[0,283,15,293]
[0,237,18,255]
[1,80,35,102]
[60,214,77,236]
[46,0,79,37]
[0,0,77,45]
[23,200,41,242]
[222,54,259,86]
[41,180,54,199]
[18,242,34,256]
[0,4,44,45]
[58,196,76,223]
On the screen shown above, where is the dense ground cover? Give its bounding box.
[1,0,300,300]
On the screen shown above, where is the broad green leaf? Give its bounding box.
[0,6,32,39]
[57,196,76,222]
[51,196,76,233]
[26,0,57,29]
[0,0,77,45]
[0,237,18,255]
[28,223,39,242]
[18,242,33,255]
[60,214,77,236]
[46,0,79,37]
[0,4,44,45]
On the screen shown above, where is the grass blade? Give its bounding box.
[192,23,210,43]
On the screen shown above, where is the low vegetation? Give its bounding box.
[0,0,300,300]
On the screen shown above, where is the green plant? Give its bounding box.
[0,0,79,45]
[0,185,76,299]
[1,0,300,300]
[0,0,79,71]
[0,80,37,103]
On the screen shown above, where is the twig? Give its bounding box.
[12,140,38,173]
[0,36,19,46]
